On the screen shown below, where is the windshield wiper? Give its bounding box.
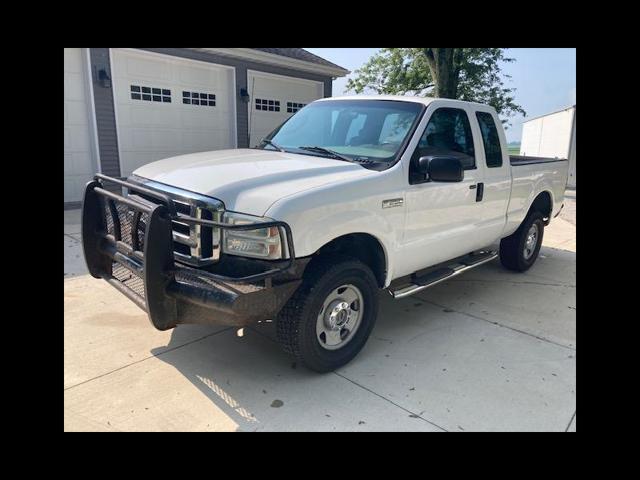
[260,139,285,152]
[298,146,353,163]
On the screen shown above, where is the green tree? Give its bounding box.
[346,48,525,125]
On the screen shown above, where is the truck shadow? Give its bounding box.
[149,322,323,431]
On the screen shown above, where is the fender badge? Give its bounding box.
[382,198,404,209]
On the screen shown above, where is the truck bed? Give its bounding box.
[505,154,569,235]
[510,155,567,166]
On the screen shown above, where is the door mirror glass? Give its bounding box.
[418,155,464,182]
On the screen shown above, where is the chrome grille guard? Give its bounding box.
[82,174,298,331]
[126,175,225,267]
[83,173,296,285]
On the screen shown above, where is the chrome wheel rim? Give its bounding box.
[316,284,364,350]
[523,223,539,260]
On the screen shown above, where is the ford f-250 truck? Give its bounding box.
[82,96,569,372]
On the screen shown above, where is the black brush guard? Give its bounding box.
[82,174,303,330]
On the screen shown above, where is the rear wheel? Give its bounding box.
[499,211,545,272]
[276,256,379,372]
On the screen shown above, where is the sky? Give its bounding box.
[304,48,576,143]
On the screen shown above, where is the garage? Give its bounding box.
[64,48,348,207]
[64,48,98,203]
[111,49,237,177]
[247,70,324,147]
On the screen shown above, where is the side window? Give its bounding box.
[414,108,475,169]
[476,111,503,168]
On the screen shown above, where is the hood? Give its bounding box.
[132,148,374,216]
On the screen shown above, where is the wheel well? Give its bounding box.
[313,233,387,288]
[530,191,552,222]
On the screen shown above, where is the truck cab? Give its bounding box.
[82,96,569,372]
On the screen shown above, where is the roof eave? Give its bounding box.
[196,48,350,78]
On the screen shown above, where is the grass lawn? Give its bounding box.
[507,146,521,155]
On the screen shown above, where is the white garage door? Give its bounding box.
[247,70,324,148]
[64,48,98,203]
[111,49,237,177]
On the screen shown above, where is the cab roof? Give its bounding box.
[315,95,491,110]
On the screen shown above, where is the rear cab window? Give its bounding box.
[475,111,503,168]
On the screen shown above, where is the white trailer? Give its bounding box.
[520,105,576,187]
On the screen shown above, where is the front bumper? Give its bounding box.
[82,174,304,330]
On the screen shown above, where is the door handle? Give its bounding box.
[475,183,484,202]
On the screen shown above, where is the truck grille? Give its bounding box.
[102,177,224,266]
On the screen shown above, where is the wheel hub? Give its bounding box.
[316,284,364,351]
[326,301,351,330]
[523,223,539,259]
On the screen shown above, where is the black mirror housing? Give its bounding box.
[418,156,464,182]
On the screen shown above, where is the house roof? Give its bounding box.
[250,48,348,73]
[198,48,350,77]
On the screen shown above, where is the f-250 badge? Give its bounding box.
[382,198,404,208]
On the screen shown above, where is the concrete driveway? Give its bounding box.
[64,204,576,432]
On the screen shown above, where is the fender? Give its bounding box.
[526,179,555,218]
[264,173,403,287]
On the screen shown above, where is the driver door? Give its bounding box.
[400,105,488,274]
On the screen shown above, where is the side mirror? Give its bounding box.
[418,155,464,182]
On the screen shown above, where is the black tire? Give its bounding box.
[499,211,545,272]
[276,255,379,373]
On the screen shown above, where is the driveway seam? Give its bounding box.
[415,295,576,351]
[565,411,576,432]
[64,327,232,391]
[333,371,448,432]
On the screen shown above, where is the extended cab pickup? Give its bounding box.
[82,96,569,372]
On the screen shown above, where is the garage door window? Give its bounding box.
[131,85,171,103]
[287,102,306,113]
[183,91,216,106]
[256,98,280,112]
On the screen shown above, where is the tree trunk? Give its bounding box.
[423,48,459,98]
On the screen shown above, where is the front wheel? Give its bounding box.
[276,256,379,372]
[499,211,545,272]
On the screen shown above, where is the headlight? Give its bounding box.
[222,211,284,260]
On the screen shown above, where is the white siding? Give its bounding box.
[64,48,97,202]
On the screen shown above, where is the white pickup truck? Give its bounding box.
[82,95,569,372]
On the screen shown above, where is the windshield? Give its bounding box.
[261,100,424,163]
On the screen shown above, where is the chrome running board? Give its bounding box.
[389,250,498,299]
